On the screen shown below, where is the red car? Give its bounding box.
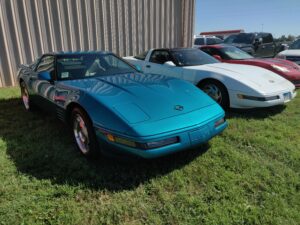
[200,44,300,87]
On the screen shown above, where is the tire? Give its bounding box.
[71,107,99,157]
[20,81,33,111]
[198,80,229,109]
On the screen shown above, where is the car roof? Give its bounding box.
[44,51,112,56]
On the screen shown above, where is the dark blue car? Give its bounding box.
[18,51,227,158]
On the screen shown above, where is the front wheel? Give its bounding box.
[198,80,229,109]
[20,81,32,111]
[71,107,99,157]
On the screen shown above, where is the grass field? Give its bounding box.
[0,87,299,225]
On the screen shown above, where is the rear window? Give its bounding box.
[134,51,148,60]
[194,38,205,45]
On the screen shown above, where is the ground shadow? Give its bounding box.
[226,105,286,120]
[0,98,208,191]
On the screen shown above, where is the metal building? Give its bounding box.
[0,0,195,87]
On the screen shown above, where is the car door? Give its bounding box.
[31,55,57,114]
[262,34,275,57]
[143,50,183,79]
[254,33,265,57]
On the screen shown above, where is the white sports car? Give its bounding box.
[124,48,296,109]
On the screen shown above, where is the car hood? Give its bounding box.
[231,58,300,70]
[279,49,300,56]
[185,63,294,92]
[59,73,216,124]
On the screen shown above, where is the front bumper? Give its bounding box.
[94,116,227,159]
[229,89,297,109]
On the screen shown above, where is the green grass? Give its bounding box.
[0,87,299,225]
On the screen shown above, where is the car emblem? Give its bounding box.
[174,105,184,111]
[269,80,275,83]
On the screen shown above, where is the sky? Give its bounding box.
[195,0,300,38]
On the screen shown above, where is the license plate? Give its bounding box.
[189,126,211,143]
[283,92,291,101]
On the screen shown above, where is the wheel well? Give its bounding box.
[65,103,92,125]
[197,78,230,105]
[19,78,24,85]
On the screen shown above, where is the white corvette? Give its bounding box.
[124,48,296,109]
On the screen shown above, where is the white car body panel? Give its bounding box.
[124,49,296,109]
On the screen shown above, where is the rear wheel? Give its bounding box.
[198,80,229,109]
[71,107,99,157]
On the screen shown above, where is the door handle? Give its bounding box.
[146,65,151,68]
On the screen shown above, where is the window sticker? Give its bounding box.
[61,72,69,78]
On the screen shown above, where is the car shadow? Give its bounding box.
[226,105,286,119]
[0,98,208,192]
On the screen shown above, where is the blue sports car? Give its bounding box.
[18,51,227,159]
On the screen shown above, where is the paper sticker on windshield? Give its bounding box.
[61,72,69,78]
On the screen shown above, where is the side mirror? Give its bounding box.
[164,61,176,67]
[134,65,142,72]
[38,71,52,81]
[254,38,262,45]
[213,55,222,61]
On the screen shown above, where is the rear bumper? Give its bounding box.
[94,117,227,159]
[229,89,297,109]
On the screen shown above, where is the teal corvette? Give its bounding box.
[18,51,227,159]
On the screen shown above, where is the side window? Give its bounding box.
[36,56,55,78]
[206,38,216,45]
[194,38,204,45]
[263,34,273,43]
[149,50,172,64]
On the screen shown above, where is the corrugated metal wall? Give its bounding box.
[0,0,195,87]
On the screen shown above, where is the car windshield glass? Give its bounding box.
[289,39,300,49]
[134,51,148,60]
[221,46,253,59]
[224,33,254,44]
[56,54,136,80]
[171,49,218,66]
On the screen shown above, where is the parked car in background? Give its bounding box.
[276,39,300,65]
[193,35,223,48]
[200,44,300,87]
[124,48,296,109]
[17,51,227,159]
[224,32,277,58]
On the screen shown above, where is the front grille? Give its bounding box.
[286,56,300,64]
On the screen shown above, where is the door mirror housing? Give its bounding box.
[38,71,52,81]
[134,65,142,72]
[164,61,176,67]
[254,38,263,45]
[213,55,222,61]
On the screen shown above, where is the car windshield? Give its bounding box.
[56,54,136,80]
[224,33,255,44]
[220,46,253,59]
[289,39,300,49]
[171,49,219,66]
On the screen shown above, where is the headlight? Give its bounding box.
[103,132,179,150]
[237,94,279,101]
[271,64,290,72]
[276,54,286,60]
